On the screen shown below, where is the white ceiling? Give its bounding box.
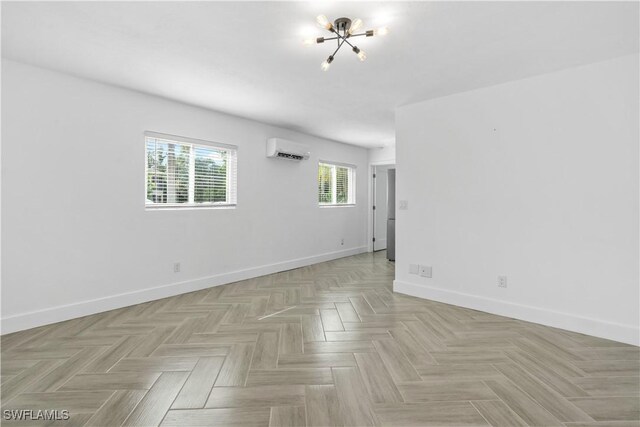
[2,1,638,148]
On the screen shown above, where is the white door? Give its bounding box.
[373,165,390,251]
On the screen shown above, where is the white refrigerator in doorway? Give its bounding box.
[387,169,396,261]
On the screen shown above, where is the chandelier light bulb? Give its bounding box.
[316,15,332,30]
[321,55,334,71]
[375,26,390,36]
[302,38,315,46]
[352,46,367,62]
[348,18,363,35]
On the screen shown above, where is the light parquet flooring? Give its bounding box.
[2,251,639,426]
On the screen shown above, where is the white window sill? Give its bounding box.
[146,204,236,211]
[319,204,356,208]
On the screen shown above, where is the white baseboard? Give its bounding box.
[1,246,367,335]
[394,280,639,346]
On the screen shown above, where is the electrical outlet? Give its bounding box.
[340,238,344,246]
[399,200,409,210]
[409,264,419,274]
[419,265,432,278]
[498,275,507,288]
[174,262,181,273]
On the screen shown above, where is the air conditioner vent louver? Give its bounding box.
[277,152,304,160]
[266,138,311,161]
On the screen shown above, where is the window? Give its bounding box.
[318,162,356,206]
[145,132,237,208]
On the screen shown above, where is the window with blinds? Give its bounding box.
[318,162,356,206]
[145,132,237,208]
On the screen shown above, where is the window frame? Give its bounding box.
[144,131,238,210]
[318,161,357,207]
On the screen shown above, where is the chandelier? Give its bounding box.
[304,15,389,71]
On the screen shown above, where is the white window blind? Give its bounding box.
[318,162,356,206]
[145,132,237,208]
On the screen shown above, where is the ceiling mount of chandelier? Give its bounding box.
[304,15,389,71]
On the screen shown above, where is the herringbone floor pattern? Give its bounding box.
[2,251,639,426]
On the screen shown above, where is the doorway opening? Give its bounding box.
[372,164,396,260]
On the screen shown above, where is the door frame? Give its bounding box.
[368,160,395,253]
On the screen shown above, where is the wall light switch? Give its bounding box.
[409,264,419,274]
[399,200,409,210]
[419,265,432,278]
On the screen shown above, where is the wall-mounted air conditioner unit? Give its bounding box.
[266,138,310,161]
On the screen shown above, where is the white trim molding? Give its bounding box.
[394,280,640,346]
[367,161,395,252]
[1,246,367,335]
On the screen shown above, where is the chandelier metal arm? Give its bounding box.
[320,26,355,58]
[331,36,346,58]
[320,32,369,43]
[330,30,356,50]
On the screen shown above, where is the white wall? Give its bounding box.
[369,145,395,165]
[1,60,369,333]
[395,54,639,345]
